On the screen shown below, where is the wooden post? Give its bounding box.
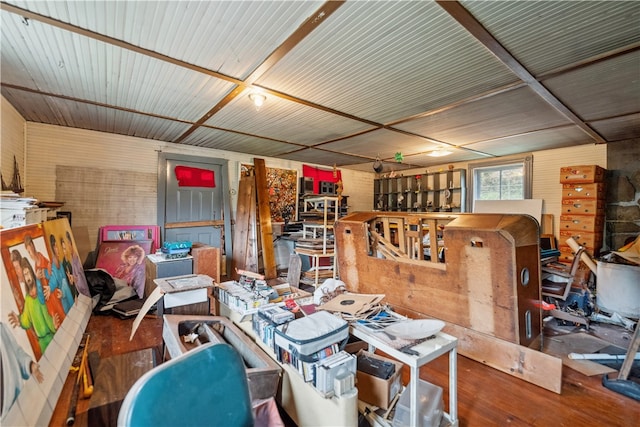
[232,175,258,278]
[253,158,278,279]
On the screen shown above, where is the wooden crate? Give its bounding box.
[191,243,221,284]
[558,244,599,264]
[560,165,605,183]
[561,183,605,199]
[144,255,193,298]
[559,214,604,232]
[559,230,603,250]
[561,198,604,215]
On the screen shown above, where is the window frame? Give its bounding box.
[466,154,533,211]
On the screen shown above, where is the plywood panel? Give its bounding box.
[56,166,156,249]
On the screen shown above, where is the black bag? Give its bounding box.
[84,268,116,313]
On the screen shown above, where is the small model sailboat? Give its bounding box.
[1,156,24,194]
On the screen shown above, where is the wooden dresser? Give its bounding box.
[558,165,606,263]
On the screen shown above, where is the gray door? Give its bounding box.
[158,153,232,271]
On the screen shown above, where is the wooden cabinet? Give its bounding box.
[374,169,466,213]
[558,166,606,263]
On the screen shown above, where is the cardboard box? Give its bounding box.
[271,283,313,303]
[356,350,403,410]
[560,165,605,183]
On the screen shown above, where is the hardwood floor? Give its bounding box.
[49,314,639,427]
[49,314,164,427]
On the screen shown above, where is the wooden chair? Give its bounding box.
[541,247,590,327]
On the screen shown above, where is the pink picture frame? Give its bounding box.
[99,225,160,252]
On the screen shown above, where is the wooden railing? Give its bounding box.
[367,213,459,268]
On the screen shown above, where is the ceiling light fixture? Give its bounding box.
[248,93,266,111]
[427,148,453,157]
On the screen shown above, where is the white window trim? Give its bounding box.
[466,154,533,211]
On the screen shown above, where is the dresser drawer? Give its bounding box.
[562,183,605,199]
[559,230,603,250]
[559,214,604,232]
[558,244,599,264]
[560,165,605,184]
[561,198,604,215]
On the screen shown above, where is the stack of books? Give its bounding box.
[253,304,296,351]
[112,298,146,318]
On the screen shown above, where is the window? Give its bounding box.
[468,155,532,209]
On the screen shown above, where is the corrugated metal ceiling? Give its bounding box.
[1,0,638,171]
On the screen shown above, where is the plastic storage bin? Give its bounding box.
[392,379,443,427]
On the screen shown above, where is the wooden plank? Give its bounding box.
[253,158,277,279]
[232,175,258,278]
[398,306,563,394]
[444,322,563,394]
[165,220,225,228]
[426,219,439,264]
[541,214,554,235]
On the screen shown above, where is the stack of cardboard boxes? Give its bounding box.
[558,164,606,264]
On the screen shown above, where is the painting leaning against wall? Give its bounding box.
[0,218,91,423]
[241,163,298,223]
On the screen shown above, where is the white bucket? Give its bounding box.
[596,261,640,319]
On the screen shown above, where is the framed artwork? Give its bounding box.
[1,219,91,424]
[241,164,298,223]
[95,240,152,298]
[99,225,160,252]
[540,234,557,251]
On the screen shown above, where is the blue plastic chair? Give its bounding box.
[117,343,254,427]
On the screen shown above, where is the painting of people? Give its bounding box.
[95,240,152,298]
[1,218,90,423]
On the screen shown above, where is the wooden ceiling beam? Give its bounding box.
[436,0,607,144]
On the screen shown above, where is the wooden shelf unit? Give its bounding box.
[374,168,466,213]
[296,196,339,287]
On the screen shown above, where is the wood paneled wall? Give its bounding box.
[0,97,25,187]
